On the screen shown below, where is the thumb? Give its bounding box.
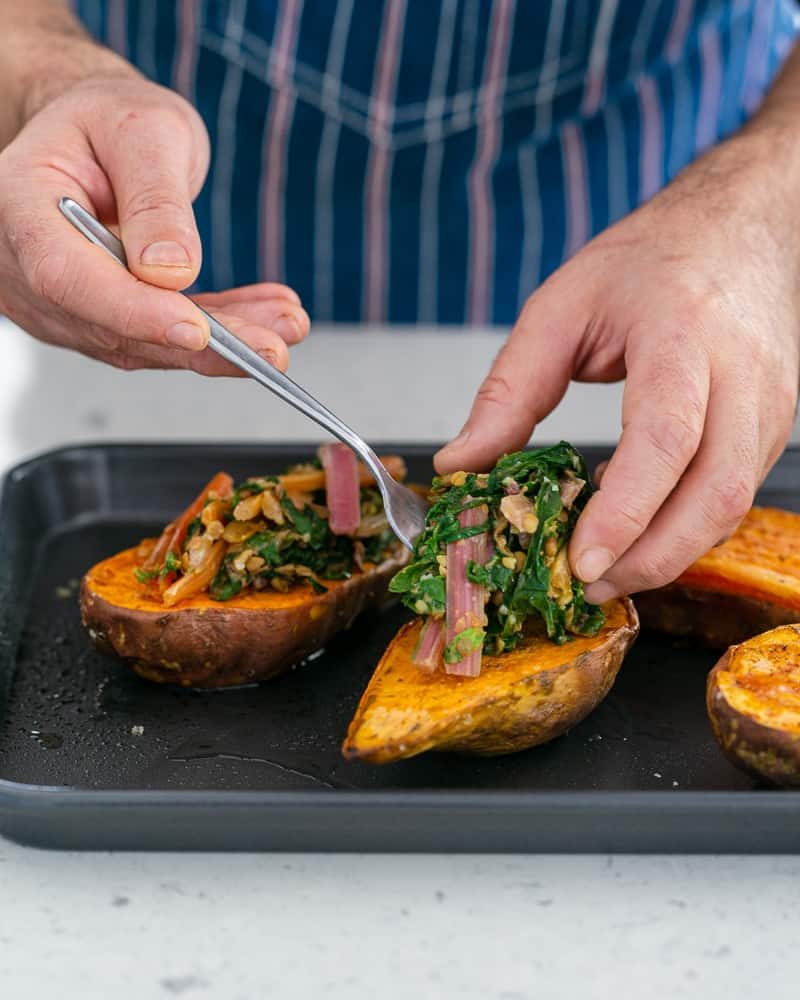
[434,286,583,474]
[93,98,209,290]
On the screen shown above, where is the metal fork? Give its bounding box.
[58,197,428,549]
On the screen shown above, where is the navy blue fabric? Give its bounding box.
[73,1,799,325]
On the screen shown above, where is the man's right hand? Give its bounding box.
[0,65,309,374]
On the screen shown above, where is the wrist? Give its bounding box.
[714,118,800,330]
[735,115,800,259]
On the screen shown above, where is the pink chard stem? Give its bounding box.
[411,616,446,673]
[319,443,361,536]
[445,503,490,677]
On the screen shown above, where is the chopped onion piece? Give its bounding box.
[411,617,446,673]
[355,512,390,538]
[559,474,586,510]
[318,443,361,535]
[499,493,539,534]
[445,503,489,677]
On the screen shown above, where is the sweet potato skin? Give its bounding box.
[635,585,799,649]
[707,625,800,786]
[81,545,406,688]
[637,507,800,647]
[342,597,639,764]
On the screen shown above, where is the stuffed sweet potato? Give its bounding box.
[343,597,638,762]
[81,447,408,687]
[635,507,800,647]
[343,443,640,763]
[707,624,800,786]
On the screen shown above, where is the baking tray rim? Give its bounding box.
[2,780,799,811]
[0,439,451,514]
[2,438,448,478]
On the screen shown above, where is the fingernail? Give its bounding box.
[271,314,300,340]
[166,321,207,350]
[140,241,191,268]
[584,580,620,605]
[575,547,615,583]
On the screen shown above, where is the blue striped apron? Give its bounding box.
[74,1,798,324]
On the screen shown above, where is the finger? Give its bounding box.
[584,377,758,602]
[5,172,209,348]
[91,102,209,290]
[15,298,289,378]
[200,309,291,372]
[116,308,291,375]
[112,308,291,375]
[193,282,302,308]
[434,286,585,474]
[14,187,211,350]
[593,460,609,486]
[191,292,310,344]
[569,335,710,585]
[758,372,798,476]
[11,259,292,376]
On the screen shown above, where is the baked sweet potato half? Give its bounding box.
[343,597,638,763]
[82,544,404,687]
[635,507,800,647]
[344,444,639,763]
[81,447,408,687]
[707,624,800,786]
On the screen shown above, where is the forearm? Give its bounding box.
[1,0,133,148]
[734,41,800,207]
[732,41,800,282]
[749,40,800,132]
[648,41,800,285]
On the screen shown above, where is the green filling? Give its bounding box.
[162,551,182,576]
[137,469,398,601]
[443,627,485,664]
[389,442,605,651]
[185,517,203,540]
[206,483,396,601]
[134,549,182,584]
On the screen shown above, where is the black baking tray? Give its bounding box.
[1,442,799,853]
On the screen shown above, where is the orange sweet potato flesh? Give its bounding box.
[342,597,639,763]
[707,624,800,786]
[635,507,800,647]
[81,544,405,688]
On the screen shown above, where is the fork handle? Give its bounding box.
[57,197,385,481]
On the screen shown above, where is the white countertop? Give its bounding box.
[0,318,630,458]
[1,319,798,1000]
